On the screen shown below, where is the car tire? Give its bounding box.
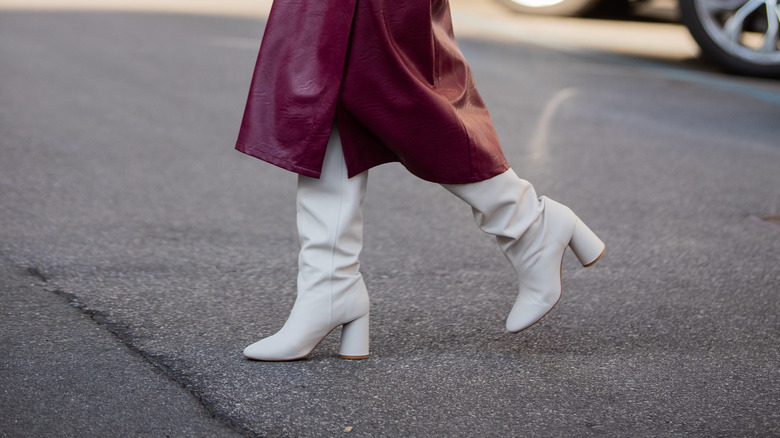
[680,0,780,77]
[493,0,604,16]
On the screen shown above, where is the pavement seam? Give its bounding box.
[19,264,257,438]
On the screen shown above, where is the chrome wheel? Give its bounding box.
[681,0,780,76]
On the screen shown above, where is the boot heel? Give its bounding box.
[338,313,370,359]
[569,219,605,267]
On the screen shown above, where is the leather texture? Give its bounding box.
[443,169,605,332]
[243,128,370,361]
[236,0,509,184]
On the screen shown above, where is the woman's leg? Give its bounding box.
[442,169,604,332]
[243,127,370,361]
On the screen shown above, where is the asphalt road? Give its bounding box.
[1,3,779,437]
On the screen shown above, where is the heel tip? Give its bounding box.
[338,354,370,360]
[581,246,605,268]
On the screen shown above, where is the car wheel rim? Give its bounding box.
[695,0,780,65]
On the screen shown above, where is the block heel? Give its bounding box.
[338,313,370,360]
[569,218,605,267]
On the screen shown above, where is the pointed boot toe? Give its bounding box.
[242,335,310,361]
[505,285,562,333]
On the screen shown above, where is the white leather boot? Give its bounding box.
[442,169,604,332]
[243,128,370,361]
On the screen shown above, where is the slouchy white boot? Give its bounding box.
[243,128,370,361]
[443,169,604,332]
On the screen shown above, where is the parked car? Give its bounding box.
[493,0,780,77]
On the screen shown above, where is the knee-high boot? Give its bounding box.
[243,128,370,361]
[442,169,604,333]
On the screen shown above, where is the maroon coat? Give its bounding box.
[236,0,509,184]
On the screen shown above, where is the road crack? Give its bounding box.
[18,263,251,437]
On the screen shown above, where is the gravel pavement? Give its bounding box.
[1,3,779,437]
